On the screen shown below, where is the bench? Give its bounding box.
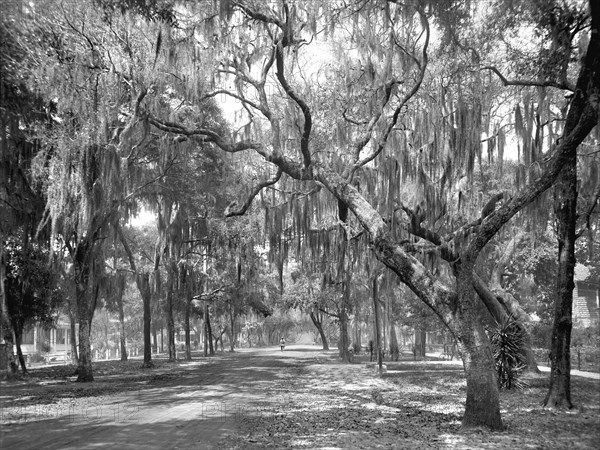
[43,352,70,364]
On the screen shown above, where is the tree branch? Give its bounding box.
[346,7,429,180]
[576,188,600,239]
[225,168,283,217]
[275,40,312,168]
[482,66,575,92]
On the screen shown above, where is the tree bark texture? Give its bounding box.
[184,297,192,360]
[454,263,503,430]
[228,306,235,352]
[73,241,96,382]
[136,273,153,367]
[77,315,94,382]
[544,153,577,409]
[205,303,214,355]
[338,307,351,363]
[165,276,176,361]
[117,285,128,362]
[117,227,153,367]
[372,276,383,373]
[69,303,79,365]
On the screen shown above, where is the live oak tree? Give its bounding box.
[133,0,598,429]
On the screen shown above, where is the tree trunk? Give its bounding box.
[543,153,577,409]
[373,276,383,373]
[309,310,329,350]
[228,306,235,352]
[338,307,351,363]
[455,264,503,430]
[160,327,164,353]
[68,304,79,365]
[118,289,128,362]
[203,313,208,357]
[152,324,157,353]
[74,252,96,382]
[117,228,153,368]
[0,245,13,372]
[77,315,94,382]
[205,303,215,355]
[4,333,18,374]
[184,297,192,361]
[136,274,153,368]
[353,312,361,352]
[165,272,177,361]
[14,327,28,374]
[390,322,400,362]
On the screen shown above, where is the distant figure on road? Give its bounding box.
[280,337,285,351]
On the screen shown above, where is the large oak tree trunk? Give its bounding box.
[543,153,577,409]
[455,264,503,430]
[73,244,96,383]
[338,307,351,363]
[77,315,94,382]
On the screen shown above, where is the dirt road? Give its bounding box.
[1,346,329,449]
[2,346,599,449]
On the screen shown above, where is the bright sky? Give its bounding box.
[127,209,156,228]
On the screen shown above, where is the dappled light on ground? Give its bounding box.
[1,345,598,449]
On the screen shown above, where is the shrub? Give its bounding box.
[489,316,529,390]
[529,322,552,348]
[352,342,361,354]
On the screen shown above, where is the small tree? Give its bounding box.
[4,236,60,374]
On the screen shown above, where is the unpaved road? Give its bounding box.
[1,346,327,449]
[2,346,599,449]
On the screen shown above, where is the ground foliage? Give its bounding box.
[224,359,599,449]
[0,357,189,409]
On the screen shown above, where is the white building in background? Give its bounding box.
[573,264,600,327]
[18,315,77,363]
